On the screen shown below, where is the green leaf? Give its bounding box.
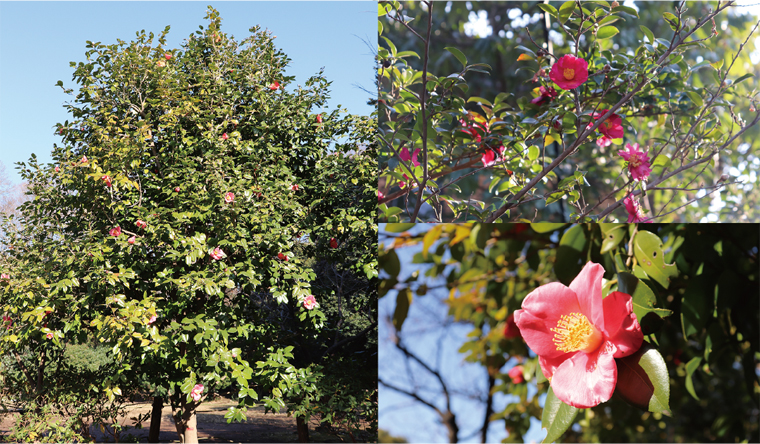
[599,223,626,254]
[537,3,558,18]
[633,231,678,289]
[381,249,400,277]
[686,91,703,107]
[444,46,467,68]
[640,25,655,44]
[615,342,671,414]
[596,26,619,40]
[541,386,579,443]
[685,357,702,400]
[555,225,587,286]
[528,146,540,161]
[558,0,576,24]
[467,97,493,107]
[733,73,754,85]
[385,223,416,233]
[531,223,568,234]
[617,272,673,333]
[612,5,639,18]
[393,288,412,331]
[663,12,680,31]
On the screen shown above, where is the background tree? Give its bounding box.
[378,1,760,222]
[379,223,759,443]
[1,7,377,443]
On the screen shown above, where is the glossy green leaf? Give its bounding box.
[616,342,671,414]
[640,25,655,44]
[600,223,626,254]
[555,225,587,286]
[541,386,579,443]
[685,357,702,400]
[385,223,416,233]
[733,73,754,85]
[663,12,680,31]
[597,26,619,40]
[445,46,467,68]
[633,231,678,289]
[617,272,672,334]
[531,223,568,233]
[613,5,639,18]
[558,0,576,24]
[382,249,401,277]
[537,3,558,18]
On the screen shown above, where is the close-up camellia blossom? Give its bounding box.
[224,192,235,203]
[588,110,624,146]
[210,247,224,260]
[549,54,589,90]
[508,365,525,384]
[109,226,121,237]
[513,262,644,408]
[136,219,147,229]
[624,196,652,223]
[303,295,318,310]
[531,85,558,105]
[618,143,652,181]
[482,145,506,167]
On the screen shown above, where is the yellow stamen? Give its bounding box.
[551,312,603,353]
[563,68,575,80]
[629,156,641,167]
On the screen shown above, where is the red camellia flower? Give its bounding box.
[399,146,421,167]
[164,53,172,60]
[531,86,559,105]
[191,384,204,402]
[290,184,299,191]
[508,365,525,384]
[278,253,288,261]
[482,145,506,167]
[136,219,147,229]
[222,133,229,140]
[504,313,522,339]
[549,55,589,90]
[623,196,652,223]
[316,114,323,123]
[127,235,136,244]
[618,143,652,181]
[148,315,157,325]
[513,262,644,408]
[303,295,318,310]
[590,110,624,140]
[269,81,280,90]
[109,226,122,237]
[174,187,180,192]
[55,166,60,172]
[210,247,224,260]
[101,175,112,187]
[224,192,235,203]
[329,238,338,249]
[378,190,385,201]
[399,173,410,189]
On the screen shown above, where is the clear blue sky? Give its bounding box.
[0,1,376,186]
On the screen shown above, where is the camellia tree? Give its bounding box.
[0,7,376,443]
[378,1,760,222]
[378,223,758,442]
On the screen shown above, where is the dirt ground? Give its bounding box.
[0,398,369,443]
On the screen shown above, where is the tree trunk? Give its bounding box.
[149,396,163,443]
[171,396,199,444]
[296,416,310,443]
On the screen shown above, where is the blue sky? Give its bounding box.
[0,1,376,186]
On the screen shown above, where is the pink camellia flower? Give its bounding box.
[378,190,385,201]
[508,365,525,384]
[127,235,136,244]
[618,143,652,181]
[210,247,224,260]
[224,192,235,203]
[59,128,64,135]
[174,187,180,192]
[46,332,54,340]
[596,135,613,148]
[148,315,157,324]
[190,384,204,402]
[531,86,559,105]
[109,226,122,237]
[269,81,280,90]
[81,156,88,163]
[590,110,624,140]
[549,55,589,90]
[222,132,229,140]
[290,184,299,191]
[101,175,112,187]
[55,166,60,172]
[513,262,644,408]
[136,219,147,229]
[164,53,172,60]
[303,295,318,310]
[482,145,506,167]
[399,147,421,167]
[278,252,288,261]
[623,196,652,223]
[399,173,410,189]
[1,273,9,280]
[316,114,323,124]
[157,60,166,68]
[232,349,237,358]
[503,313,522,339]
[329,238,338,249]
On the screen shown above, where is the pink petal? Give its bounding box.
[539,354,569,380]
[602,291,643,358]
[568,262,605,331]
[514,283,582,359]
[550,341,617,408]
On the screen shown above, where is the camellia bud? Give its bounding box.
[611,1,619,7]
[603,64,611,73]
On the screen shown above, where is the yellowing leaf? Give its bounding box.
[545,135,555,146]
[517,53,534,61]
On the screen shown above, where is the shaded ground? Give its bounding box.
[0,398,367,443]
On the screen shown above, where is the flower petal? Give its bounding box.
[569,262,605,331]
[551,341,617,408]
[539,353,569,380]
[514,283,582,359]
[602,291,644,358]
